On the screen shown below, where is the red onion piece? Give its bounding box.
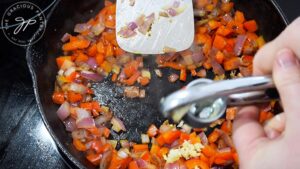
[128,22,138,30]
[94,115,110,127]
[76,117,95,129]
[192,49,204,63]
[61,33,71,43]
[170,139,180,148]
[74,23,91,33]
[136,159,148,168]
[118,27,137,38]
[199,132,208,145]
[57,101,70,121]
[100,150,113,169]
[111,117,126,132]
[234,35,247,56]
[239,66,252,77]
[81,70,104,82]
[86,57,98,69]
[63,117,77,132]
[164,162,180,169]
[76,108,91,119]
[167,8,177,17]
[138,13,155,35]
[212,60,225,75]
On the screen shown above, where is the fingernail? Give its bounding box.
[276,49,298,68]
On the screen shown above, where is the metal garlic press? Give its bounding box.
[160,76,279,128]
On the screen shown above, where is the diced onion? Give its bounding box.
[56,101,70,121]
[86,57,98,69]
[111,117,126,132]
[74,23,91,33]
[61,33,71,43]
[64,117,77,132]
[141,134,150,143]
[234,35,247,56]
[76,117,95,129]
[168,74,179,83]
[81,70,104,82]
[68,83,87,94]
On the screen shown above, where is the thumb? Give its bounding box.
[233,106,267,160]
[272,48,300,136]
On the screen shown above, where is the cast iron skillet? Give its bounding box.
[26,0,288,168]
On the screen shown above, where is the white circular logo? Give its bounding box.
[1,1,46,46]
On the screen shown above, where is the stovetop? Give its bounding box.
[0,0,298,169]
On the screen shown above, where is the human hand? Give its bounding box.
[233,17,300,169]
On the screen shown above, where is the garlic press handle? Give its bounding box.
[160,76,277,115]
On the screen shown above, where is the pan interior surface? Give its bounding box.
[26,0,287,168]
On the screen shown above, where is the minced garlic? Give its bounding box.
[163,140,204,163]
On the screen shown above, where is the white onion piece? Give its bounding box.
[57,101,70,121]
[81,70,104,82]
[91,23,105,36]
[76,108,90,119]
[64,117,77,132]
[68,83,87,94]
[159,124,174,133]
[61,60,75,70]
[141,134,150,143]
[76,117,95,129]
[64,67,76,77]
[118,149,129,159]
[234,35,247,56]
[86,57,98,69]
[120,140,130,148]
[111,117,126,132]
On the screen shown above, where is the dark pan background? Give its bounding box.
[0,0,298,169]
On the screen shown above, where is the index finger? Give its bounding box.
[253,17,300,75]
